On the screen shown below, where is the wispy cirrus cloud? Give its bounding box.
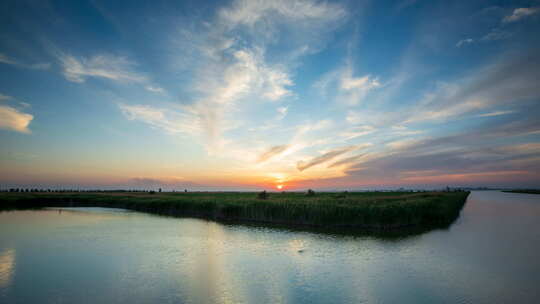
[58,53,146,83]
[0,53,50,70]
[455,5,538,48]
[503,7,539,23]
[405,49,540,124]
[218,0,346,30]
[476,110,515,117]
[456,38,474,47]
[339,125,375,140]
[341,134,540,187]
[297,145,357,171]
[480,28,512,41]
[315,63,381,106]
[0,105,33,134]
[257,144,291,162]
[327,153,367,169]
[119,104,199,135]
[144,86,166,94]
[121,0,347,154]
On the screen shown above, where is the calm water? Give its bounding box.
[1,191,539,303]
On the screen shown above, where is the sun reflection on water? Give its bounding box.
[0,248,15,289]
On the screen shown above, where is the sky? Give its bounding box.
[1,0,539,191]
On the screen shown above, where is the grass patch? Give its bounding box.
[0,191,469,231]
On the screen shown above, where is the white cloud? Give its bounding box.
[339,125,375,140]
[476,110,515,117]
[315,64,380,106]
[503,7,539,23]
[145,86,166,94]
[456,38,474,47]
[262,69,293,100]
[218,0,346,29]
[276,106,288,120]
[215,48,293,103]
[341,73,380,91]
[119,104,199,135]
[0,105,33,133]
[58,53,146,83]
[183,47,294,151]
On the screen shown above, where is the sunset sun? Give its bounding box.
[276,185,284,190]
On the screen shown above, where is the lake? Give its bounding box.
[1,191,539,303]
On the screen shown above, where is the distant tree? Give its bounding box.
[149,190,156,195]
[306,189,315,196]
[159,188,162,193]
[257,190,268,200]
[184,189,188,193]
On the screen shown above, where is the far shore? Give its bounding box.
[502,189,540,194]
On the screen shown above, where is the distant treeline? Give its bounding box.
[0,187,469,193]
[2,189,152,193]
[502,189,540,194]
[1,188,174,193]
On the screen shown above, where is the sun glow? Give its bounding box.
[276,184,284,190]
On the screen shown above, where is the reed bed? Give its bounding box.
[0,191,469,230]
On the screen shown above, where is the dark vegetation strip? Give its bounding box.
[0,191,469,231]
[502,189,540,194]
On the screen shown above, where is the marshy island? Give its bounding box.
[0,190,469,232]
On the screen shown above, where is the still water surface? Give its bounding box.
[1,191,539,303]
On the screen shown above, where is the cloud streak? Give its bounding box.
[0,53,50,70]
[456,38,474,47]
[297,145,357,171]
[58,53,146,83]
[257,144,291,162]
[405,48,540,123]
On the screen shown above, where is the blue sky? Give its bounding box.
[1,0,539,190]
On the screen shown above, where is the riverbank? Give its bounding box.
[0,191,469,231]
